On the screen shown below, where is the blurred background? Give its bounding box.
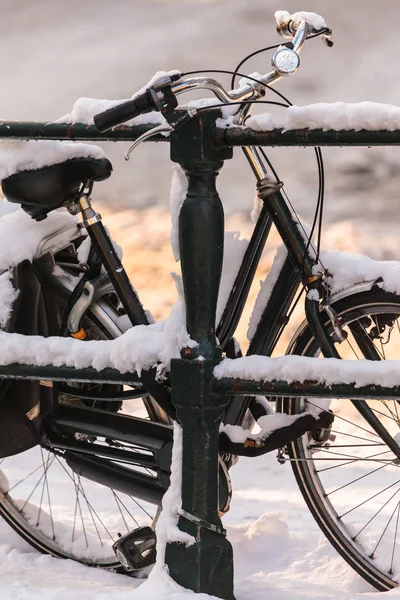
[1,0,400,344]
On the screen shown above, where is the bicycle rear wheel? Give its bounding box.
[283,288,400,590]
[0,305,170,569]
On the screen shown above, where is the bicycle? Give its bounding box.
[0,9,400,592]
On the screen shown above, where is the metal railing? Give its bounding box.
[1,111,400,599]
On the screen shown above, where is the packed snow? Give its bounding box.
[169,165,187,262]
[58,71,181,127]
[213,353,400,390]
[274,10,327,31]
[247,244,288,341]
[243,102,400,133]
[0,140,106,182]
[149,423,195,570]
[0,293,196,377]
[220,412,310,444]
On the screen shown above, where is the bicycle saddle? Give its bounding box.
[2,157,112,221]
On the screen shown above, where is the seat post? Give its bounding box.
[77,193,149,327]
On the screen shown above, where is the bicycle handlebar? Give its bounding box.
[94,90,161,132]
[93,14,331,132]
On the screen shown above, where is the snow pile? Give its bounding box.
[0,272,18,328]
[217,231,249,325]
[0,208,78,272]
[143,423,194,588]
[0,288,196,375]
[214,353,400,389]
[275,10,327,31]
[169,165,187,261]
[244,102,400,132]
[58,70,181,127]
[0,506,373,600]
[0,206,79,327]
[0,140,106,182]
[321,248,400,295]
[220,412,310,444]
[284,102,400,132]
[247,244,288,341]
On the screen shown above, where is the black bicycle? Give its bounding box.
[1,10,400,591]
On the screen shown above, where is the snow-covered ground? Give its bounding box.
[0,449,394,600]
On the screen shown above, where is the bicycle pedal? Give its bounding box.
[113,526,157,573]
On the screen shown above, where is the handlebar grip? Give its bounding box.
[94,90,157,132]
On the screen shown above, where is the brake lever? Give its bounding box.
[125,124,173,161]
[124,107,197,161]
[320,28,333,47]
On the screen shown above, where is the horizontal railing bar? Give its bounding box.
[0,121,399,147]
[213,127,400,147]
[213,377,400,400]
[0,363,139,385]
[0,122,167,141]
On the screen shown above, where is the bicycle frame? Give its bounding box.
[38,135,392,499]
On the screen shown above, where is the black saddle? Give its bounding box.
[2,157,112,221]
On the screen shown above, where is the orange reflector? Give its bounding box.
[70,328,87,340]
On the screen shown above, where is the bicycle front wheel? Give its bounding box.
[283,288,400,591]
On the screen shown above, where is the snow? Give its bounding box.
[307,289,320,301]
[0,295,195,377]
[247,244,288,341]
[0,208,78,272]
[0,271,18,328]
[217,231,249,325]
[0,206,80,328]
[214,353,400,390]
[169,166,187,262]
[244,102,400,133]
[149,423,194,577]
[58,71,181,127]
[0,470,9,493]
[220,412,310,444]
[275,10,328,31]
[320,248,400,295]
[0,140,106,182]
[58,97,166,128]
[284,102,400,132]
[0,459,386,600]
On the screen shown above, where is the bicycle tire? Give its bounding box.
[282,287,400,590]
[0,278,170,569]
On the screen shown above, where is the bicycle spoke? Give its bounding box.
[345,336,360,359]
[381,400,399,424]
[55,455,115,543]
[352,486,400,540]
[72,472,79,543]
[19,455,56,513]
[76,475,89,548]
[370,500,399,558]
[325,462,391,497]
[7,460,49,493]
[339,478,400,519]
[41,448,56,540]
[112,491,130,533]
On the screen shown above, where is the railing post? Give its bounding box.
[165,111,235,599]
